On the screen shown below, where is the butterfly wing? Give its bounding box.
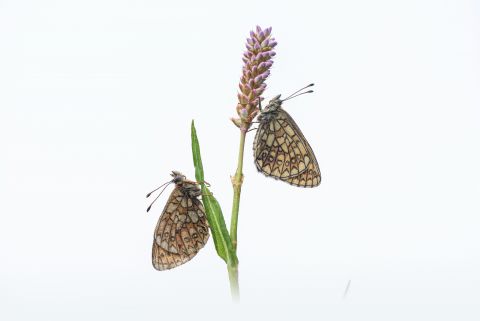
[152,186,209,270]
[254,109,321,187]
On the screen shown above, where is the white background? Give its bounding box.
[1,0,479,320]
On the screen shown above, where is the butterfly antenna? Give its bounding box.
[282,90,313,102]
[282,83,314,100]
[146,181,173,212]
[146,180,172,198]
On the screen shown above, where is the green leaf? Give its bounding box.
[191,120,238,266]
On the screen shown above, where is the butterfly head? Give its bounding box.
[170,171,186,184]
[258,95,283,122]
[170,170,201,197]
[257,84,314,122]
[265,94,283,111]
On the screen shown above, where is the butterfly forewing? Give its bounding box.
[152,182,209,271]
[254,109,321,187]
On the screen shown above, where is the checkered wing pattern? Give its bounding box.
[254,109,321,187]
[152,186,209,271]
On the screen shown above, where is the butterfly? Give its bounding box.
[253,84,321,187]
[146,171,209,271]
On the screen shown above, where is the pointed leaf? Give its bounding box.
[191,120,238,266]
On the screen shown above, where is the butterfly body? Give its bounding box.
[253,95,321,187]
[149,171,209,271]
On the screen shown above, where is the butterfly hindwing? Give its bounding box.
[152,185,209,271]
[254,109,321,187]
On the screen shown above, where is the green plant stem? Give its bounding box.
[227,264,239,301]
[231,129,246,249]
[228,128,246,300]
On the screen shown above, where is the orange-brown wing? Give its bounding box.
[152,187,209,271]
[253,109,321,187]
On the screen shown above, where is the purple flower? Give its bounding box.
[233,26,276,127]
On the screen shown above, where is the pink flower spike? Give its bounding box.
[235,26,276,124]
